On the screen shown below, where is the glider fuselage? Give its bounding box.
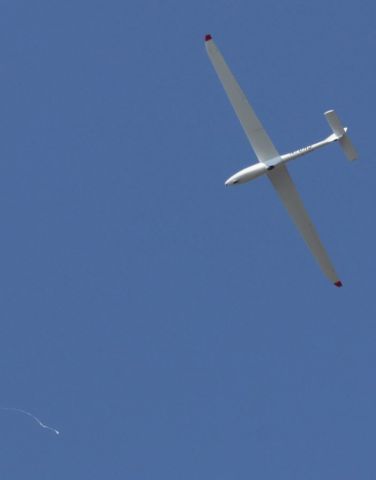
[225,133,339,186]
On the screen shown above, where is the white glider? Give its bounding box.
[205,34,357,286]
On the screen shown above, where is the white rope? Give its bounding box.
[0,407,59,435]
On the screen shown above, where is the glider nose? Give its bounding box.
[225,175,239,186]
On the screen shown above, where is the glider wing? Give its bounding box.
[267,165,342,286]
[205,35,279,164]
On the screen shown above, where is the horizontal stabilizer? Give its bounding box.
[339,134,357,161]
[324,110,345,137]
[324,110,357,161]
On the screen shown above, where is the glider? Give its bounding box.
[205,34,357,287]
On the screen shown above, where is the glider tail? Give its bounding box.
[324,110,357,161]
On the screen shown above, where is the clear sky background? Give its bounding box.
[0,0,374,478]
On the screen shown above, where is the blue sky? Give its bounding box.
[0,0,375,478]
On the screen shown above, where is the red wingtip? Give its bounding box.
[334,280,343,288]
[205,34,212,42]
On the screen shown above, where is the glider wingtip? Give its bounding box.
[204,34,212,42]
[334,280,343,288]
